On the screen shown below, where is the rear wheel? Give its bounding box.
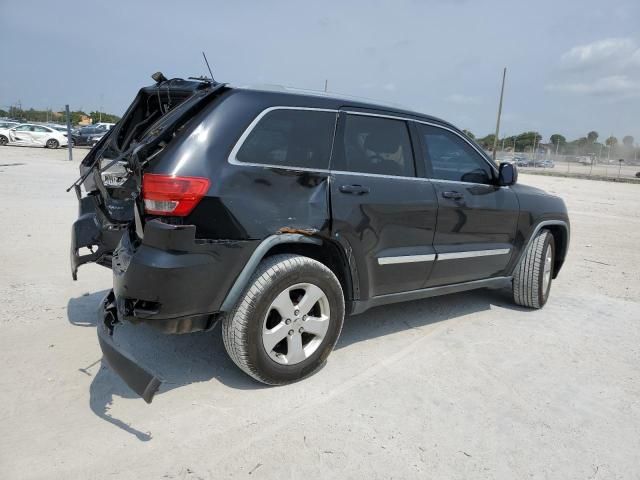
[222,254,345,385]
[46,139,59,149]
[513,229,555,309]
[0,135,8,146]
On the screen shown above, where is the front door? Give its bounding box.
[330,111,438,299]
[10,125,33,145]
[416,123,519,286]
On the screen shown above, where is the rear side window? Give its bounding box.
[236,109,337,170]
[335,114,415,177]
[418,124,494,184]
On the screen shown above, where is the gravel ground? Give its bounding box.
[0,146,639,479]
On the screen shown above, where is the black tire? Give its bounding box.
[46,139,59,149]
[222,254,345,385]
[0,135,8,146]
[513,229,555,309]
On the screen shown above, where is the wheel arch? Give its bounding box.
[220,234,356,313]
[515,220,570,278]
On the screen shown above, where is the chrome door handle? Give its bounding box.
[339,184,370,195]
[441,191,463,200]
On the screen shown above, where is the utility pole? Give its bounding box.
[513,137,517,153]
[324,79,328,93]
[492,67,507,162]
[65,104,73,161]
[531,135,537,165]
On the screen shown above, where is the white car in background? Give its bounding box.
[0,123,69,148]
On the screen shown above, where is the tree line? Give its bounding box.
[463,129,638,159]
[0,107,121,126]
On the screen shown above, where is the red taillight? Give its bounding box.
[142,174,210,216]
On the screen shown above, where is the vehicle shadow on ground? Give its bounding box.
[336,287,529,349]
[67,287,529,441]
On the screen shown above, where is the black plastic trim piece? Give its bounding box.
[350,276,512,315]
[219,233,322,311]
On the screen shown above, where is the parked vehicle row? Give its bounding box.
[70,75,570,402]
[0,122,115,148]
[501,155,555,168]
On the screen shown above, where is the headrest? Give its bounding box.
[364,132,399,154]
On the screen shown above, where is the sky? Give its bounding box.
[1,0,639,142]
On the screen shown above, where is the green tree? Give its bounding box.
[605,136,618,147]
[462,129,475,139]
[622,135,634,147]
[477,134,496,149]
[89,111,121,124]
[587,131,599,143]
[550,134,566,147]
[514,131,541,152]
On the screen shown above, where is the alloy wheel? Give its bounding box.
[262,282,331,365]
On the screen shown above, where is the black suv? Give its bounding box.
[71,77,569,402]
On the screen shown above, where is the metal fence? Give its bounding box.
[494,151,640,181]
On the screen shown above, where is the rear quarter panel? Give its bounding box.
[147,90,332,241]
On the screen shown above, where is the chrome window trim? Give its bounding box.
[437,248,511,260]
[427,178,507,188]
[332,169,430,182]
[228,106,339,171]
[227,105,498,180]
[343,110,498,175]
[378,254,436,265]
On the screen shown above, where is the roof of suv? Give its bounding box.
[233,84,454,130]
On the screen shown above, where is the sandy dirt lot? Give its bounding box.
[1,146,639,479]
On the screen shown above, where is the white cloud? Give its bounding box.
[545,75,640,97]
[445,93,482,105]
[560,37,640,70]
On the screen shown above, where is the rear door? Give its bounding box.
[416,123,519,286]
[329,111,438,299]
[31,125,51,146]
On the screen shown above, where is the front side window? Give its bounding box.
[336,114,415,177]
[419,124,494,184]
[236,109,337,170]
[15,125,31,131]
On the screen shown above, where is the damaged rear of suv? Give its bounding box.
[72,74,569,403]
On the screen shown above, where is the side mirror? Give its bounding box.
[498,162,518,186]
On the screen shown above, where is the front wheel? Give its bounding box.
[222,254,345,385]
[0,135,8,146]
[513,229,555,309]
[46,139,59,149]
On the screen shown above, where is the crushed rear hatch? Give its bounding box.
[69,77,226,279]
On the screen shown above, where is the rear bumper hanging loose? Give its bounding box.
[97,291,162,403]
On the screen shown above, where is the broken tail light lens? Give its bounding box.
[142,174,210,216]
